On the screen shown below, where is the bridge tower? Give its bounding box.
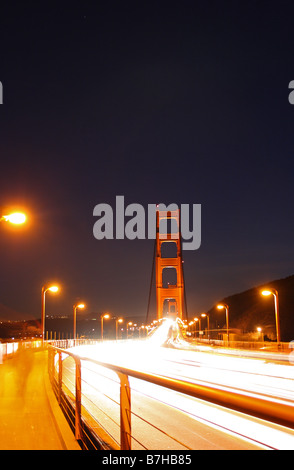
[155,209,184,320]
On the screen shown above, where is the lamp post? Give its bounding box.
[217,303,229,343]
[193,317,200,338]
[257,327,263,341]
[101,313,110,340]
[188,320,194,335]
[73,303,85,340]
[201,313,210,339]
[261,288,281,344]
[41,285,59,341]
[127,322,133,339]
[115,318,123,340]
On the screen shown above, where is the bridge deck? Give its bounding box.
[0,348,80,450]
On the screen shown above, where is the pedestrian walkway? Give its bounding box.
[0,347,80,450]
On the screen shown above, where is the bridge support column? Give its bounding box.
[155,209,184,320]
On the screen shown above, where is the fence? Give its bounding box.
[48,343,294,450]
[0,340,42,363]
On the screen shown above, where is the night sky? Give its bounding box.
[0,1,294,323]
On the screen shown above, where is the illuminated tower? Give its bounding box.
[155,209,184,320]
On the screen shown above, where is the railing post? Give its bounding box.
[118,372,132,450]
[75,356,82,440]
[58,351,62,404]
[47,347,51,376]
[48,347,54,381]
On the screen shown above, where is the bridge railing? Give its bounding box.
[0,339,43,363]
[191,337,291,351]
[48,343,294,450]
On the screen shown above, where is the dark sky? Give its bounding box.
[0,1,294,322]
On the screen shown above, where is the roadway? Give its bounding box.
[64,321,294,450]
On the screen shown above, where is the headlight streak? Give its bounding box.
[81,389,120,446]
[153,354,294,404]
[63,356,122,447]
[129,404,192,450]
[127,378,273,450]
[125,374,294,450]
[65,320,294,450]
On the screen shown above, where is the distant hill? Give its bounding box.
[207,275,294,342]
[0,303,32,321]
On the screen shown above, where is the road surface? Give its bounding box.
[63,326,294,450]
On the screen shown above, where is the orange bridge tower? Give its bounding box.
[155,209,184,320]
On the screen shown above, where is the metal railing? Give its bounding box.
[199,338,291,352]
[48,343,294,450]
[0,340,42,363]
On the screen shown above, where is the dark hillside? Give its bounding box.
[207,275,294,342]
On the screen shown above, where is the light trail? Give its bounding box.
[66,319,294,449]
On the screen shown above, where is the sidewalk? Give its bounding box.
[0,347,81,450]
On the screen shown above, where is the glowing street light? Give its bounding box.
[217,303,229,342]
[1,212,27,224]
[201,313,210,339]
[257,327,263,341]
[115,317,124,340]
[101,313,110,340]
[261,288,281,344]
[48,286,59,293]
[3,212,26,224]
[73,303,85,340]
[127,321,133,339]
[41,285,60,340]
[193,317,200,337]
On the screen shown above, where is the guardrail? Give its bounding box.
[0,340,42,363]
[0,339,100,364]
[196,338,291,352]
[48,343,294,450]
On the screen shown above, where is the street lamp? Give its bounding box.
[41,285,59,341]
[217,303,229,342]
[101,313,110,340]
[193,317,200,337]
[127,322,133,339]
[73,303,85,340]
[115,318,123,340]
[257,327,263,341]
[261,288,281,344]
[201,313,210,339]
[0,212,27,224]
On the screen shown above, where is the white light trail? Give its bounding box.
[67,320,294,449]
